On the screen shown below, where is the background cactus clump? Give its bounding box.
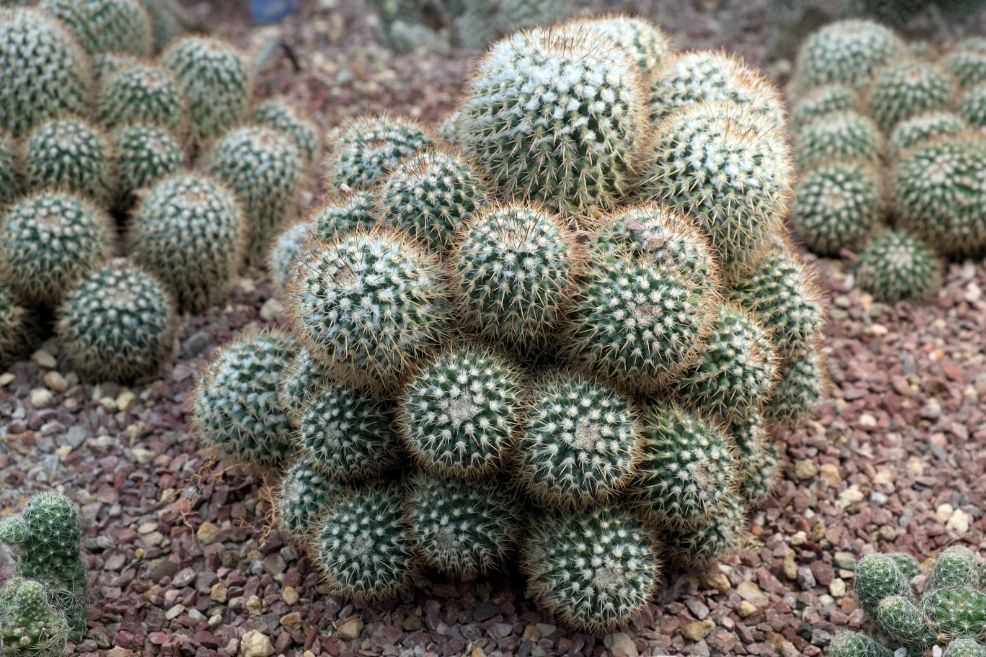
[791,160,885,255]
[729,413,779,508]
[563,15,672,80]
[865,60,957,132]
[943,44,986,89]
[791,84,860,129]
[0,578,70,657]
[42,0,152,57]
[273,458,345,544]
[0,282,36,368]
[854,230,944,303]
[268,221,312,294]
[24,118,114,204]
[311,191,378,240]
[96,61,186,133]
[794,19,904,90]
[795,110,884,169]
[889,111,967,155]
[326,115,433,192]
[55,260,177,382]
[253,98,322,165]
[110,123,185,202]
[0,191,115,307]
[958,83,986,128]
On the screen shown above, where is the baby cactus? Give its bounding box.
[944,639,986,657]
[924,586,986,636]
[517,373,641,509]
[277,347,329,425]
[311,191,378,241]
[764,345,826,425]
[0,8,92,137]
[829,632,894,657]
[268,221,312,294]
[522,505,661,633]
[958,83,986,128]
[326,115,433,192]
[0,282,36,367]
[193,329,296,468]
[794,19,904,91]
[876,595,936,654]
[663,497,747,565]
[274,458,344,543]
[854,230,944,303]
[253,98,322,165]
[110,123,185,202]
[889,111,967,155]
[41,0,152,57]
[928,546,978,591]
[0,191,115,307]
[854,553,913,616]
[943,46,986,89]
[865,60,957,133]
[96,61,186,133]
[128,172,246,312]
[791,84,860,129]
[0,578,70,657]
[399,346,524,479]
[564,16,672,79]
[56,260,177,382]
[24,118,113,204]
[795,111,884,169]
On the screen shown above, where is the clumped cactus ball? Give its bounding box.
[198,15,829,633]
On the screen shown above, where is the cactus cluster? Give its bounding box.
[832,547,986,657]
[790,20,986,303]
[198,16,828,634]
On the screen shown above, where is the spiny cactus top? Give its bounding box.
[855,230,944,303]
[56,260,177,382]
[889,111,967,155]
[765,344,826,424]
[943,44,986,89]
[0,578,70,657]
[0,8,93,138]
[327,115,433,192]
[790,84,860,129]
[268,221,313,294]
[795,19,904,90]
[865,60,957,133]
[24,118,113,204]
[253,98,322,165]
[460,26,646,220]
[96,61,186,133]
[163,36,252,141]
[663,495,747,564]
[274,458,344,543]
[0,492,86,596]
[110,123,186,201]
[563,15,672,79]
[0,281,35,367]
[795,110,884,169]
[958,82,986,129]
[289,230,452,389]
[42,0,152,57]
[312,191,378,241]
[0,131,19,208]
[0,191,115,306]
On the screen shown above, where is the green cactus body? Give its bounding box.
[453,204,577,349]
[796,111,884,169]
[299,381,399,482]
[663,496,747,565]
[0,191,115,306]
[438,110,464,147]
[794,19,904,91]
[91,52,139,83]
[675,304,777,421]
[889,111,967,156]
[518,373,641,509]
[944,638,986,657]
[924,586,986,637]
[129,173,246,313]
[313,483,417,600]
[0,578,70,657]
[163,36,252,141]
[876,595,936,654]
[564,16,672,80]
[893,138,986,258]
[406,472,519,578]
[764,345,826,425]
[274,458,345,543]
[888,552,922,581]
[42,0,152,57]
[111,123,185,202]
[929,546,978,591]
[853,553,913,616]
[632,404,738,527]
[855,231,945,303]
[742,440,779,509]
[641,101,793,276]
[24,118,113,204]
[792,160,885,256]
[460,27,646,221]
[399,346,524,479]
[828,632,894,657]
[269,221,313,294]
[194,330,295,468]
[494,0,563,34]
[56,261,176,382]
[943,47,986,89]
[289,230,451,390]
[791,84,860,129]
[521,505,661,633]
[140,0,181,52]
[958,83,986,129]
[277,346,329,426]
[96,61,186,133]
[0,131,19,208]
[0,8,93,138]
[253,98,322,165]
[327,115,432,192]
[311,191,378,241]
[866,61,957,133]
[729,412,772,504]
[0,282,36,367]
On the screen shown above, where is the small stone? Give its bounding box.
[830,579,847,597]
[0,373,14,387]
[280,612,302,631]
[682,619,716,641]
[238,630,274,657]
[859,413,877,427]
[609,632,638,657]
[789,531,807,546]
[794,460,817,480]
[863,323,888,336]
[246,595,263,614]
[116,390,136,412]
[210,583,228,602]
[32,349,57,369]
[260,298,283,321]
[818,463,841,487]
[921,399,941,420]
[736,581,768,607]
[336,617,362,641]
[43,371,68,393]
[470,648,485,657]
[947,509,972,534]
[700,572,731,593]
[197,522,220,544]
[783,553,798,580]
[165,604,185,620]
[107,648,134,657]
[838,486,865,509]
[737,601,757,618]
[834,552,856,570]
[282,586,299,605]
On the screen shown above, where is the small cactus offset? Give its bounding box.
[23,118,114,204]
[0,282,37,368]
[563,15,672,80]
[311,191,378,241]
[958,83,986,129]
[268,221,313,295]
[273,458,345,543]
[253,98,322,165]
[854,230,944,303]
[764,344,826,425]
[42,0,152,57]
[662,496,748,565]
[277,346,329,425]
[889,111,967,155]
[326,115,433,192]
[794,19,904,91]
[943,45,986,89]
[110,123,186,202]
[865,60,957,133]
[791,84,860,129]
[0,578,70,657]
[0,131,19,207]
[795,111,884,169]
[96,61,186,133]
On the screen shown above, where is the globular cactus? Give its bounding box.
[110,123,185,202]
[795,111,884,169]
[0,578,70,657]
[313,483,418,600]
[56,260,176,382]
[888,552,922,581]
[641,101,793,276]
[854,230,944,303]
[379,150,485,252]
[764,344,826,425]
[889,111,967,156]
[942,45,986,89]
[96,61,186,133]
[24,118,113,204]
[794,19,904,91]
[193,330,295,469]
[91,51,139,83]
[631,404,738,527]
[0,191,115,307]
[876,595,936,655]
[41,0,152,57]
[0,8,92,138]
[128,172,246,313]
[854,553,914,616]
[522,505,661,633]
[924,586,986,636]
[0,492,86,639]
[453,204,578,349]
[562,16,672,80]
[892,137,986,258]
[828,632,894,657]
[163,36,252,141]
[0,282,36,367]
[790,84,860,129]
[289,230,452,389]
[459,26,646,220]
[253,98,322,165]
[0,131,19,207]
[274,458,344,543]
[205,125,304,259]
[674,304,777,421]
[928,546,978,591]
[298,380,400,482]
[268,221,312,294]
[311,191,378,241]
[517,373,641,509]
[662,496,747,565]
[406,472,519,578]
[326,115,433,192]
[140,0,181,52]
[958,83,986,129]
[944,639,986,657]
[399,346,524,479]
[865,60,957,133]
[791,160,885,256]
[277,347,329,425]
[728,413,776,507]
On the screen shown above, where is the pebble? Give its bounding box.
[43,371,68,392]
[736,581,768,608]
[280,611,302,631]
[681,620,716,641]
[282,586,299,604]
[947,509,972,534]
[737,601,757,618]
[238,630,274,657]
[336,617,362,641]
[0,373,14,387]
[794,460,818,480]
[197,522,220,544]
[211,584,228,603]
[609,632,638,657]
[819,463,841,486]
[117,390,136,412]
[260,298,284,320]
[829,579,847,597]
[32,349,57,369]
[30,388,54,408]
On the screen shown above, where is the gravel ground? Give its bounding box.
[2,1,986,656]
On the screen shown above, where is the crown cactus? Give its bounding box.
[41,0,152,57]
[311,191,378,241]
[943,46,986,89]
[522,505,661,633]
[24,118,113,204]
[791,160,885,256]
[0,191,115,306]
[928,546,978,591]
[193,329,296,468]
[268,221,313,294]
[517,373,641,509]
[96,61,186,133]
[399,346,525,479]
[128,172,246,312]
[0,282,36,367]
[110,123,185,202]
[274,458,345,543]
[326,115,433,192]
[0,578,70,657]
[795,111,884,169]
[253,98,322,165]
[163,36,252,141]
[877,595,937,655]
[794,19,904,91]
[563,16,672,80]
[889,111,967,155]
[765,345,826,425]
[459,26,646,220]
[0,9,92,138]
[865,60,957,133]
[854,553,913,616]
[791,84,860,129]
[663,496,747,565]
[854,230,944,303]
